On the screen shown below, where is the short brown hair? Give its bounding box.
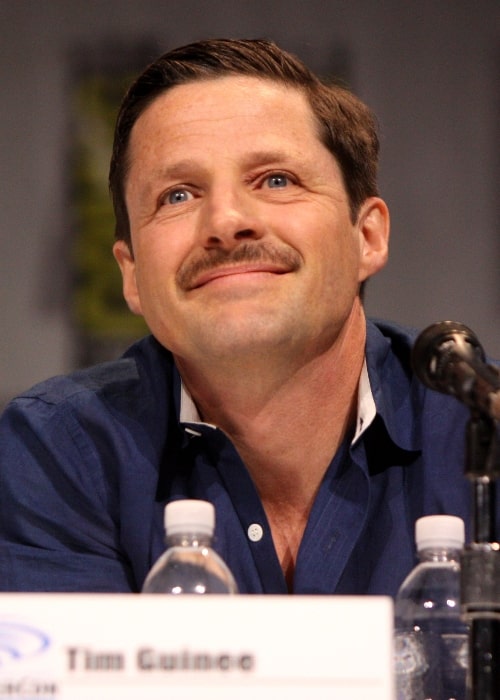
[109,38,380,247]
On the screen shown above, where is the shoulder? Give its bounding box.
[1,336,177,444]
[364,317,471,448]
[365,318,419,396]
[13,335,171,403]
[363,320,474,524]
[0,335,177,592]
[366,318,419,358]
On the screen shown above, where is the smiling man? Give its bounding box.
[0,39,477,594]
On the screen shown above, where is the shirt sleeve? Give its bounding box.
[0,393,137,592]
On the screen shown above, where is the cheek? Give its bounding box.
[314,238,361,307]
[306,221,360,272]
[134,233,183,281]
[132,238,193,321]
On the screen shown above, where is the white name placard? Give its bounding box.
[0,594,394,699]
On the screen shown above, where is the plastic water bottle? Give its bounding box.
[394,515,469,700]
[142,499,238,594]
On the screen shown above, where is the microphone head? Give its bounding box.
[411,320,485,392]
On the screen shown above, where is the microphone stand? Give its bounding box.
[461,412,500,699]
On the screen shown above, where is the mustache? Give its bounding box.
[176,242,301,290]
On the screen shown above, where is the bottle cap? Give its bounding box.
[165,499,215,536]
[415,514,465,551]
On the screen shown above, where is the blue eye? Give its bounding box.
[267,174,289,188]
[166,189,193,204]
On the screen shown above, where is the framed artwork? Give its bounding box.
[70,42,153,366]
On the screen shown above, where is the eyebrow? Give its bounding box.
[241,149,302,169]
[136,149,306,200]
[158,151,297,176]
[134,160,204,200]
[150,159,205,183]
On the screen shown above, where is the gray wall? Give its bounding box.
[1,0,499,406]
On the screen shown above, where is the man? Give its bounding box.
[0,39,475,594]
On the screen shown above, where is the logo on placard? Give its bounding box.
[0,622,50,666]
[0,622,57,699]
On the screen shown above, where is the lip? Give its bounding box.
[189,263,291,289]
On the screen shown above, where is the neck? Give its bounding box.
[176,300,366,496]
[175,301,366,585]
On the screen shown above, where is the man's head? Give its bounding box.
[110,38,389,371]
[109,38,380,248]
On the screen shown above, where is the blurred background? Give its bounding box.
[1,0,499,408]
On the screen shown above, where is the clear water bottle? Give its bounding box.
[142,499,238,594]
[394,515,469,700]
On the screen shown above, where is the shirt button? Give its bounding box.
[247,523,263,542]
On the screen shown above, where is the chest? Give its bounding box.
[150,476,415,597]
[147,429,419,596]
[264,509,309,591]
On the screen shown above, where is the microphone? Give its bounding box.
[412,321,500,420]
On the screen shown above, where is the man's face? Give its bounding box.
[114,76,388,366]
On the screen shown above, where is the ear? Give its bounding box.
[356,197,390,282]
[112,240,144,316]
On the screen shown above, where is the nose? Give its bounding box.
[199,186,264,249]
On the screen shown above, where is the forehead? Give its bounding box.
[128,75,322,154]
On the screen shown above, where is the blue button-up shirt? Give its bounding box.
[0,320,485,594]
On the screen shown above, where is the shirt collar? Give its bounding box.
[179,383,216,437]
[178,321,421,451]
[353,360,376,444]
